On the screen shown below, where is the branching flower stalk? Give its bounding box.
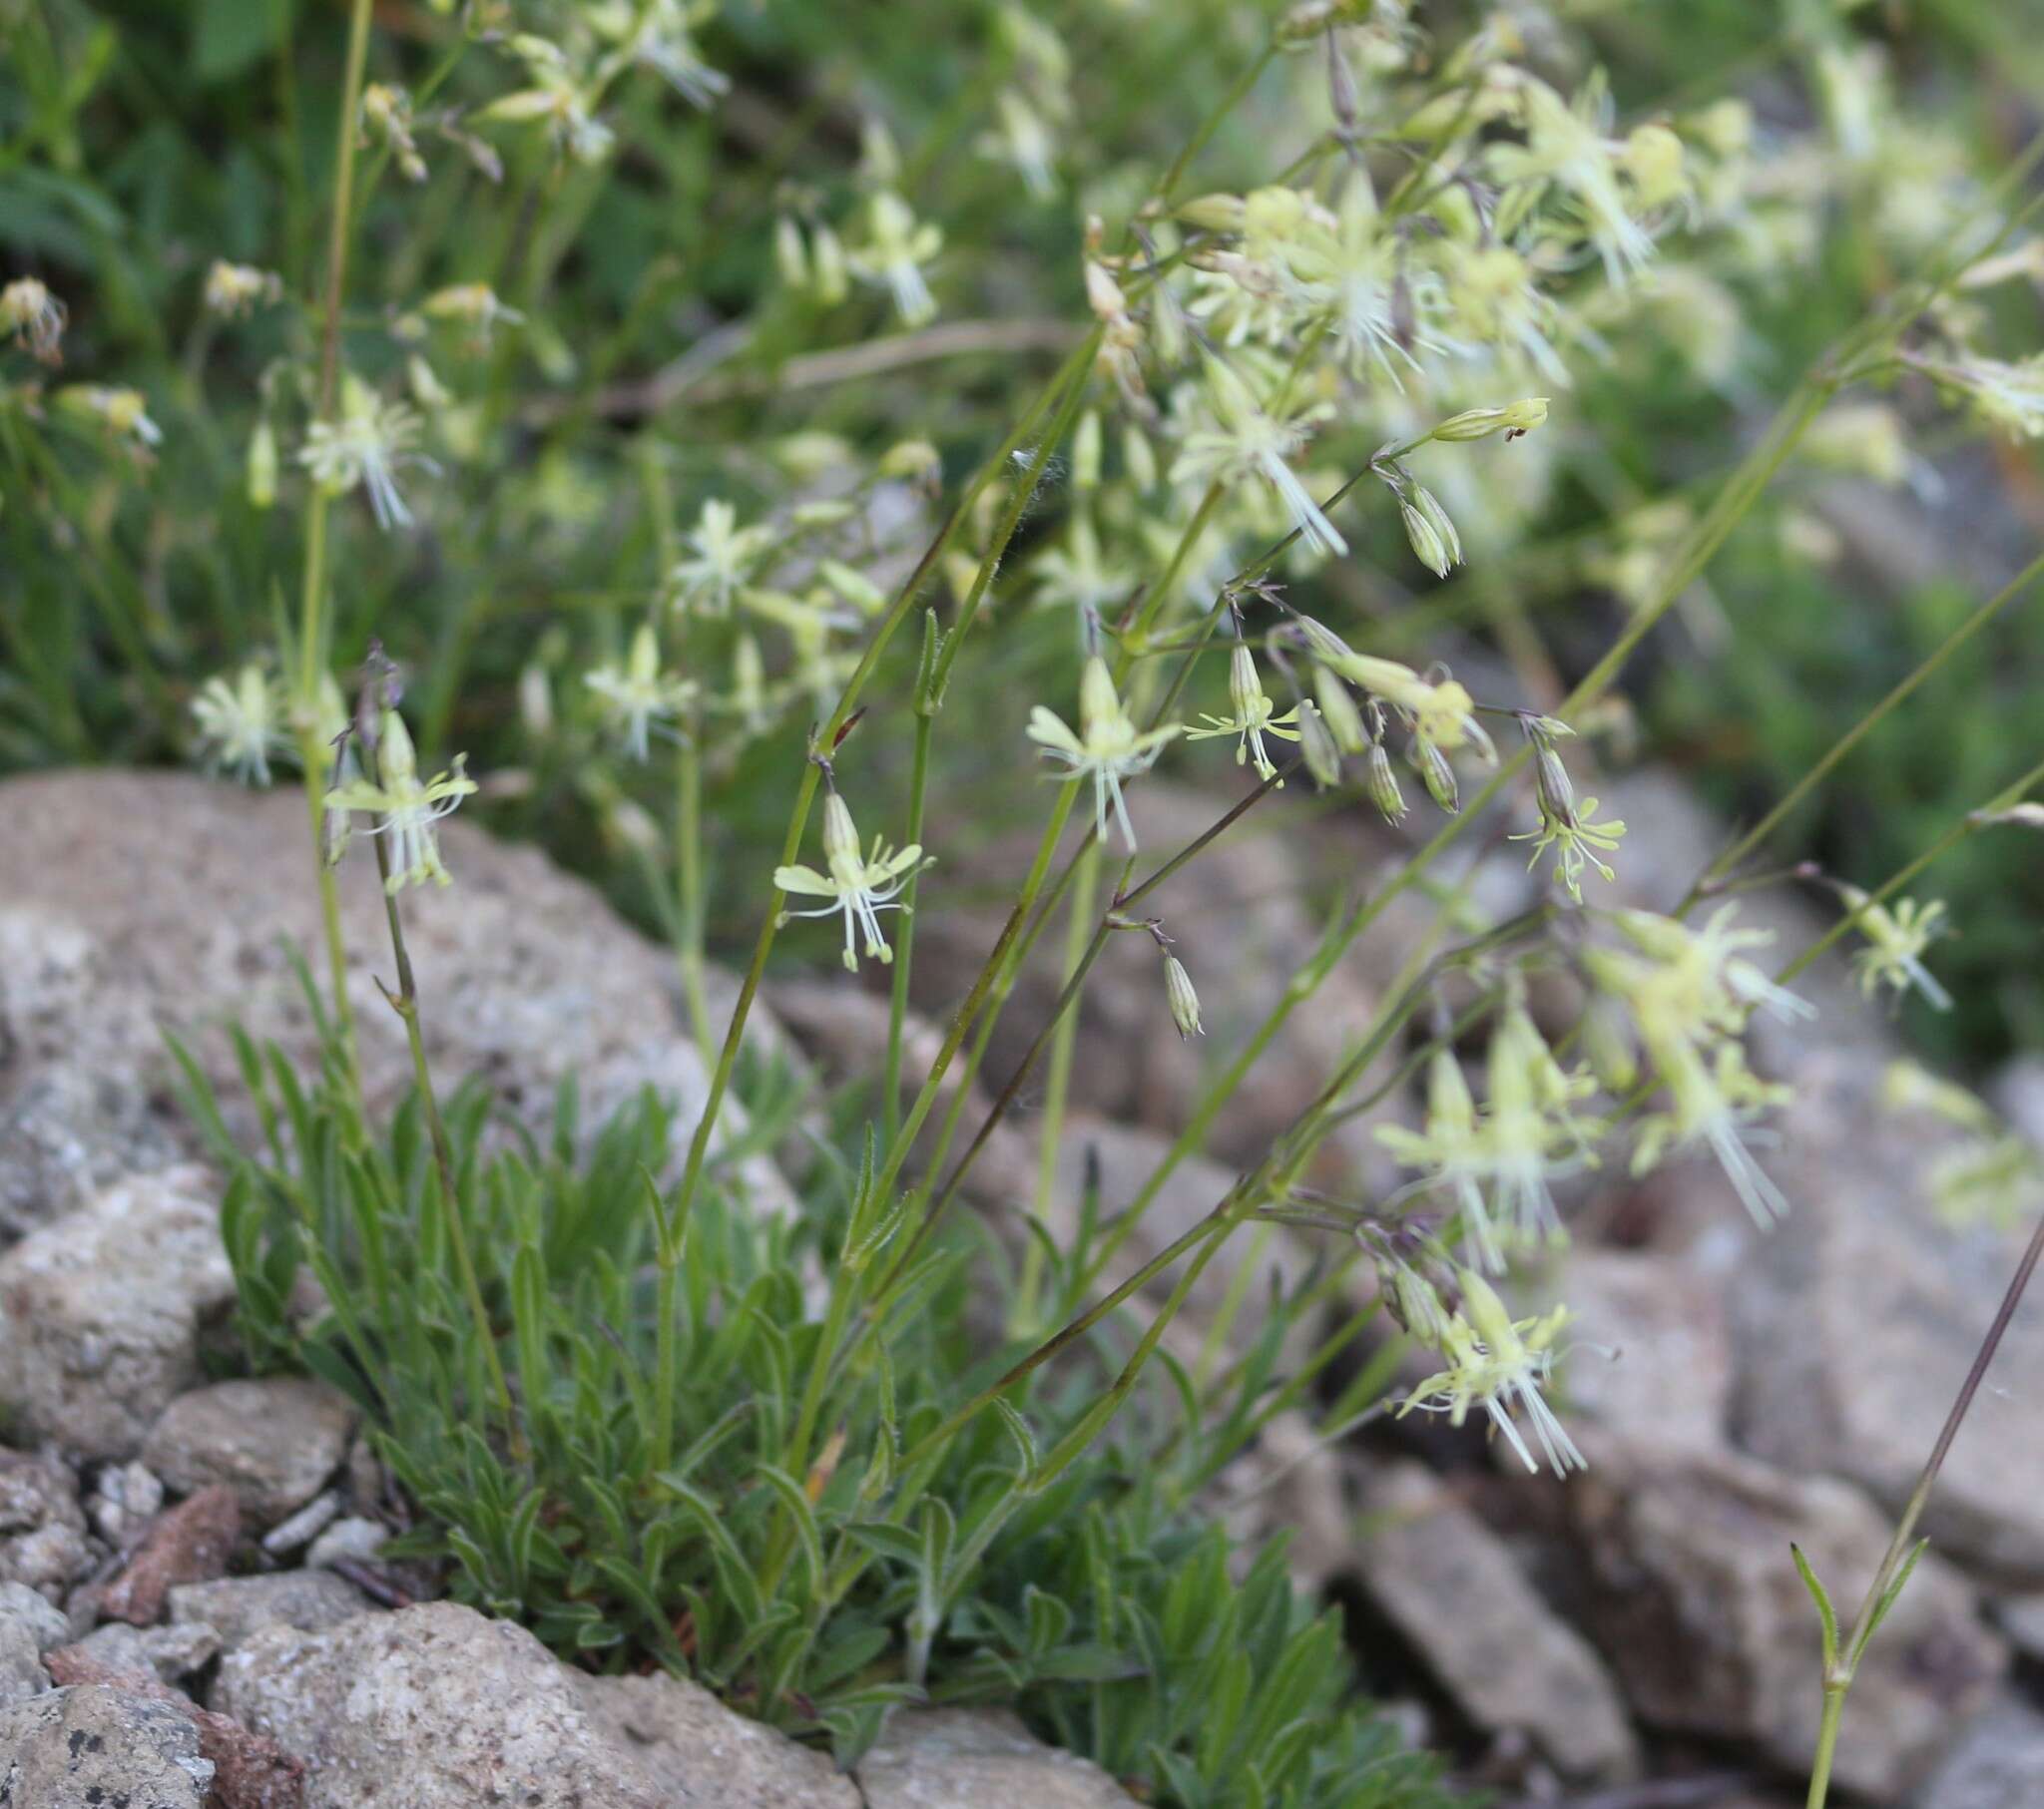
[291,0,378,1088]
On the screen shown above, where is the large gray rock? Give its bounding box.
[215,1600,852,1808]
[0,1447,91,1600]
[1912,1696,2044,1809]
[0,1578,69,1704]
[0,1165,236,1462]
[0,1682,215,1806]
[1355,1460,1640,1782]
[1728,1051,2044,1580]
[1568,1435,2004,1798]
[168,1569,371,1650]
[143,1378,357,1525]
[573,1671,859,1807]
[1546,1246,1733,1457]
[57,1617,221,1685]
[0,768,786,1241]
[854,1707,1140,1808]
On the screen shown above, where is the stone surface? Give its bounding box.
[573,1671,859,1807]
[1911,1696,2044,1809]
[169,1570,371,1649]
[854,1707,1140,1808]
[0,1682,215,1807]
[143,1379,356,1525]
[87,1458,166,1551]
[0,769,786,1241]
[1542,1246,1733,1457]
[0,1166,236,1462]
[42,1646,306,1809]
[1354,1460,1640,1782]
[216,1602,656,1808]
[0,1578,69,1705]
[1990,1590,2044,1661]
[303,1516,385,1572]
[101,1483,242,1625]
[1567,1435,2004,1798]
[57,1616,221,1683]
[1728,1051,2044,1580]
[0,1447,91,1600]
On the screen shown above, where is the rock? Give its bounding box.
[0,1578,70,1704]
[87,1458,165,1550]
[216,1602,653,1808]
[910,779,1398,1187]
[101,1483,241,1624]
[0,1166,236,1462]
[1912,1696,2044,1809]
[168,1570,371,1649]
[56,1616,221,1683]
[1354,1460,1641,1782]
[0,769,788,1241]
[0,1682,215,1807]
[42,1646,305,1809]
[215,1600,854,1808]
[1543,1247,1733,1457]
[1211,1412,1355,1591]
[1728,1051,2044,1579]
[1990,1591,2044,1661]
[854,1707,1140,1808]
[1567,1435,2004,1797]
[261,1491,341,1558]
[573,1671,859,1807]
[304,1515,385,1571]
[143,1379,356,1525]
[0,1447,91,1600]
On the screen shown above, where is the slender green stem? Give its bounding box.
[1014,838,1102,1334]
[1682,547,2044,913]
[366,833,516,1440]
[883,628,941,1146]
[674,728,715,1070]
[1777,753,2044,988]
[290,0,377,1084]
[1806,1686,1847,1809]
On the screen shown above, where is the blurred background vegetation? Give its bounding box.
[4,0,2042,1076]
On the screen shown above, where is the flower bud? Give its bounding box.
[1072,410,1102,491]
[774,216,809,289]
[818,559,886,615]
[246,420,277,509]
[1399,483,1463,579]
[1311,664,1368,753]
[1410,734,1458,812]
[1176,193,1246,233]
[878,438,942,485]
[1122,425,1158,492]
[1365,740,1408,823]
[821,791,861,871]
[810,223,848,304]
[1164,955,1204,1040]
[1298,700,1342,791]
[1429,397,1550,442]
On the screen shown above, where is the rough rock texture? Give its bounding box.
[42,1646,306,1809]
[1567,1436,2005,1797]
[854,1708,1140,1808]
[57,1617,221,1683]
[0,1577,69,1704]
[143,1379,357,1525]
[0,1446,91,1600]
[0,768,786,1241]
[1544,1247,1733,1457]
[1911,1697,2044,1809]
[0,1166,237,1462]
[1355,1461,1640,1781]
[573,1671,859,1807]
[911,779,1398,1185]
[1728,1051,2044,1580]
[87,1458,166,1552]
[0,1682,215,1807]
[168,1571,370,1650]
[101,1483,242,1625]
[216,1602,658,1808]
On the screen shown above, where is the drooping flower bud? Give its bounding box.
[1164,955,1204,1041]
[1411,734,1459,812]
